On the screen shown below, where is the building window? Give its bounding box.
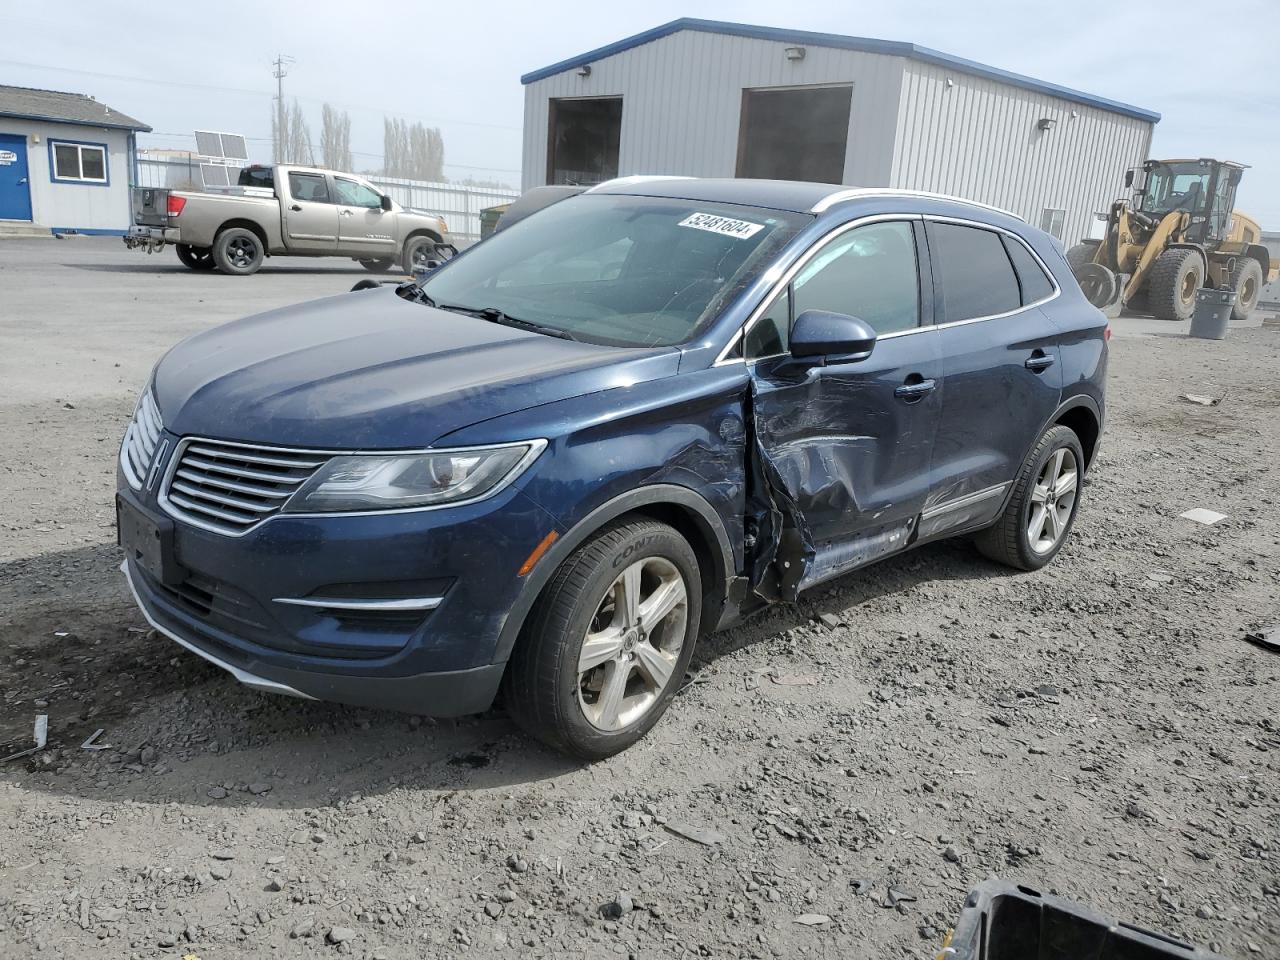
[50,140,108,184]
[1039,207,1066,241]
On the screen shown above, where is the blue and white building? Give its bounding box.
[521,19,1161,246]
[0,84,150,235]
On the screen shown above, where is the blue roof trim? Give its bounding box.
[0,110,152,132]
[520,18,1161,123]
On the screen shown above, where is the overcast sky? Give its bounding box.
[2,0,1276,223]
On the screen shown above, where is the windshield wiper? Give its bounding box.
[436,303,578,341]
[395,281,435,307]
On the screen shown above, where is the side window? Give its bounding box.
[744,288,791,359]
[288,172,330,204]
[930,223,1021,322]
[1002,235,1056,305]
[791,221,920,335]
[334,178,382,208]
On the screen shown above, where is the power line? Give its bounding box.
[0,57,522,132]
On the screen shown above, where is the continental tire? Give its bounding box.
[976,425,1085,572]
[211,227,265,276]
[1228,257,1263,321]
[1147,248,1203,321]
[502,519,701,760]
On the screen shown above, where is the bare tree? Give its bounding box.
[383,116,445,182]
[320,104,352,172]
[286,100,314,165]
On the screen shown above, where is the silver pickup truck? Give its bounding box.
[124,164,454,276]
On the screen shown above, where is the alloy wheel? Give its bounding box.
[1027,447,1078,554]
[576,557,688,731]
[228,237,256,268]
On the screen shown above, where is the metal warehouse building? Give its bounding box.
[521,19,1160,245]
[0,85,150,236]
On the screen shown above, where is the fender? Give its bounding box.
[490,483,737,665]
[994,394,1102,518]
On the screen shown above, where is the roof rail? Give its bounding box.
[812,187,1024,221]
[584,175,696,193]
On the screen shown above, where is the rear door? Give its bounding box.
[281,170,338,251]
[333,176,397,259]
[748,217,943,595]
[922,219,1062,538]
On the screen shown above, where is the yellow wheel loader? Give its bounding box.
[1067,158,1273,321]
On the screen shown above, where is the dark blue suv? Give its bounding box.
[117,178,1107,759]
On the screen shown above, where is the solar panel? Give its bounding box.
[200,164,231,187]
[194,130,223,158]
[219,133,248,161]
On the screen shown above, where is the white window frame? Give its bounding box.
[50,140,108,185]
[1039,207,1066,241]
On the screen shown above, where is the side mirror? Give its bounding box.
[790,309,877,363]
[380,194,393,211]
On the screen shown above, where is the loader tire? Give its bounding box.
[1228,257,1263,321]
[1065,242,1100,275]
[1147,248,1203,321]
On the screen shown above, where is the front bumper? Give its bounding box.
[117,455,559,716]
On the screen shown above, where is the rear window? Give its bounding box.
[1002,235,1056,305]
[930,223,1021,322]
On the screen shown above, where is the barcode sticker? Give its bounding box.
[678,212,764,239]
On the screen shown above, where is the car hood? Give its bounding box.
[153,288,680,449]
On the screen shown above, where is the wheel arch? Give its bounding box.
[1051,396,1102,470]
[1243,244,1270,278]
[492,484,737,666]
[214,218,270,251]
[402,228,443,249]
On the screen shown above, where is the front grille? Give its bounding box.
[162,439,329,535]
[120,391,163,490]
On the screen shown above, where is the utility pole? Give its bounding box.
[272,54,294,163]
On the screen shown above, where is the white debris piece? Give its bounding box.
[1180,508,1227,526]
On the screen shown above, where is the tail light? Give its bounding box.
[166,195,187,217]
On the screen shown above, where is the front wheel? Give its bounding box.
[1147,248,1203,321]
[401,235,450,274]
[1228,257,1263,321]
[175,244,215,270]
[975,425,1085,571]
[503,519,701,760]
[211,227,264,276]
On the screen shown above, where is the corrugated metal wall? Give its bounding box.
[522,31,905,191]
[892,61,1153,244]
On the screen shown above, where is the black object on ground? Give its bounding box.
[1190,288,1235,340]
[946,880,1225,959]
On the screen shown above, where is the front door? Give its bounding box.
[333,176,397,259]
[748,218,943,595]
[281,170,338,252]
[922,220,1062,537]
[0,133,33,221]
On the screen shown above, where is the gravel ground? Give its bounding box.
[1,238,1277,959]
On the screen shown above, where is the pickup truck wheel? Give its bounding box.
[358,258,395,273]
[175,244,215,271]
[401,236,447,273]
[212,228,264,276]
[502,519,701,760]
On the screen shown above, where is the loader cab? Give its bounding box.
[1137,158,1244,242]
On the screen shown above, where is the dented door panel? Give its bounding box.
[748,330,943,598]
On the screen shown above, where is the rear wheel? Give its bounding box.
[976,425,1085,572]
[502,519,701,760]
[1228,257,1263,321]
[211,227,264,276]
[358,258,394,273]
[175,244,215,270]
[1147,248,1203,321]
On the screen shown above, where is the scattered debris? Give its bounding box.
[2,715,48,763]
[326,926,356,944]
[817,612,843,629]
[600,891,634,920]
[80,729,110,751]
[1244,625,1279,654]
[793,913,831,926]
[1179,507,1226,526]
[1180,392,1225,406]
[664,822,726,846]
[770,673,820,686]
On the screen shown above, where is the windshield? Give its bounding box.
[1140,161,1213,215]
[419,194,810,347]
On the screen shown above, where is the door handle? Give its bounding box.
[894,376,936,401]
[289,204,302,212]
[339,209,354,217]
[17,178,26,185]
[1025,351,1056,372]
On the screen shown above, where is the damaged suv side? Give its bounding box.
[118,178,1106,759]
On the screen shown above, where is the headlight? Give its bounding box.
[283,440,546,513]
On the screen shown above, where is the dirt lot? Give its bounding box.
[1,238,1277,959]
